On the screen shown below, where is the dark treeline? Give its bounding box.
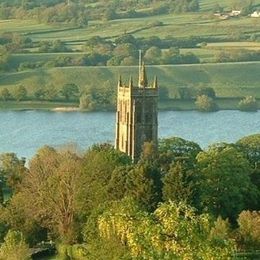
[0,134,259,258]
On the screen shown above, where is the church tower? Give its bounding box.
[115,56,158,161]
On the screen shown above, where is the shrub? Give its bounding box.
[195,95,218,112]
[0,230,31,260]
[0,88,12,101]
[237,210,260,250]
[238,96,258,112]
[79,94,96,111]
[197,87,216,99]
[13,85,27,102]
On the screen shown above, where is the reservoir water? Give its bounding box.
[0,110,259,159]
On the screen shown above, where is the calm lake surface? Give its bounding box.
[0,110,259,159]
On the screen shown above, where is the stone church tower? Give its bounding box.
[115,59,158,161]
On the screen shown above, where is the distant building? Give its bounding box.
[230,10,241,16]
[115,56,158,161]
[251,11,260,18]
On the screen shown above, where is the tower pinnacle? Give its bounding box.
[139,62,148,88]
[138,50,148,88]
[118,75,122,87]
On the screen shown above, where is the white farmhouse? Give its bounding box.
[251,11,260,18]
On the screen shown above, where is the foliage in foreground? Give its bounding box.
[99,199,235,259]
[0,230,31,260]
[0,135,259,258]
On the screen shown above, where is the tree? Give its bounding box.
[236,134,260,210]
[212,3,224,13]
[33,88,45,100]
[79,93,95,110]
[10,147,86,244]
[188,0,200,12]
[115,34,137,45]
[237,210,260,250]
[125,164,162,211]
[158,137,202,171]
[44,84,58,101]
[0,88,11,101]
[107,165,133,201]
[236,134,260,168]
[162,161,193,203]
[81,144,131,212]
[0,192,47,245]
[197,145,254,221]
[144,46,162,64]
[195,94,218,112]
[0,46,9,71]
[13,85,27,102]
[177,87,195,100]
[197,87,216,99]
[238,96,258,112]
[104,8,117,20]
[60,83,79,101]
[113,43,137,59]
[120,56,137,66]
[0,230,31,260]
[0,153,27,192]
[210,217,231,244]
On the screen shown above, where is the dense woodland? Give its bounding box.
[0,134,259,259]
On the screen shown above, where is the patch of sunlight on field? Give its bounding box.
[206,42,260,50]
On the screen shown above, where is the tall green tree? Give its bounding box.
[197,144,255,221]
[236,134,260,210]
[81,144,131,212]
[158,137,202,171]
[162,161,193,203]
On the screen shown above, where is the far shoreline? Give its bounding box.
[0,98,259,112]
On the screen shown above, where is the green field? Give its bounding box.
[1,1,260,110]
[200,0,260,11]
[1,62,260,98]
[1,12,260,44]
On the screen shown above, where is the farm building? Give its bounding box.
[251,11,260,18]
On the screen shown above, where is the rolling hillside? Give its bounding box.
[1,62,259,98]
